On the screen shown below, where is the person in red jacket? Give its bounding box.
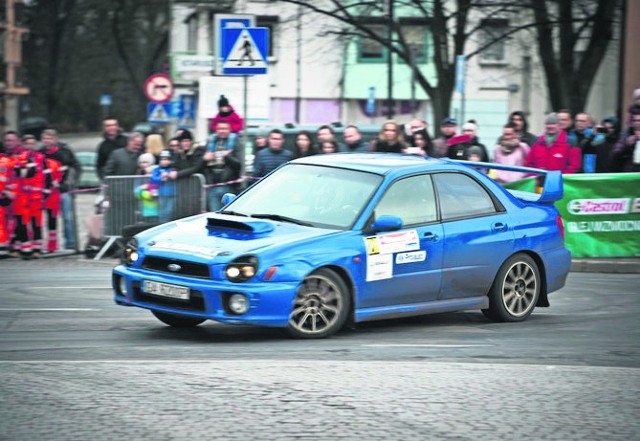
[526,112,581,191]
[12,135,50,259]
[208,95,244,134]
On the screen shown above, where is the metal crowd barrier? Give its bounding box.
[95,173,206,259]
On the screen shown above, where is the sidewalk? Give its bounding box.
[570,258,640,273]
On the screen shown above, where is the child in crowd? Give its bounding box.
[150,150,177,223]
[134,153,158,222]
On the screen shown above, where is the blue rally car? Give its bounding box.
[113,154,571,339]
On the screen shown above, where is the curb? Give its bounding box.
[570,258,640,274]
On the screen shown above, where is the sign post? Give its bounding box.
[367,86,376,124]
[455,55,466,123]
[218,25,270,178]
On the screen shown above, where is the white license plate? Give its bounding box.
[143,280,190,300]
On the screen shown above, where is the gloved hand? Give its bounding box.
[0,196,12,207]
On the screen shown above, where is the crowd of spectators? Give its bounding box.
[2,89,638,260]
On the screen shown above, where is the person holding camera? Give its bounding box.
[611,111,640,173]
[581,116,620,173]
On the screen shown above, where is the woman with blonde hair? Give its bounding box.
[144,133,165,161]
[372,120,406,153]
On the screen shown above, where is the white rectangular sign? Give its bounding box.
[171,54,215,83]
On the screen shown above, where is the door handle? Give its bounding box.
[492,222,507,232]
[423,232,438,241]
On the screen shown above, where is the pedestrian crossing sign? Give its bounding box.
[221,27,269,75]
[147,102,172,124]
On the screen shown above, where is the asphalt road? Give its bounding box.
[0,261,638,440]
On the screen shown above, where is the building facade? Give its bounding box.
[171,0,622,147]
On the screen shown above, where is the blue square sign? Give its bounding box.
[221,27,269,75]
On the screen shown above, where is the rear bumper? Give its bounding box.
[545,248,572,294]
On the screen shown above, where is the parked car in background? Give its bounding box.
[76,151,100,189]
[19,116,49,140]
[113,154,571,339]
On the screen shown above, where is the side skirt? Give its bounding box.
[355,296,489,323]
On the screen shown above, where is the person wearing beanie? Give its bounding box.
[137,152,156,175]
[461,120,489,162]
[169,128,205,182]
[526,112,581,181]
[133,152,158,222]
[432,117,458,157]
[208,94,244,134]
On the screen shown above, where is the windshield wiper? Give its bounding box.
[218,210,249,217]
[250,213,313,226]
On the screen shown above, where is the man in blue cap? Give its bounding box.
[432,117,458,157]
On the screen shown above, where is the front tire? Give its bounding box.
[482,253,540,322]
[287,268,350,339]
[152,311,206,328]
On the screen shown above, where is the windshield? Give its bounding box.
[226,164,382,229]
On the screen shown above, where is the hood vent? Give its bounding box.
[207,217,275,234]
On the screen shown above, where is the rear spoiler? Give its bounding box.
[452,160,563,204]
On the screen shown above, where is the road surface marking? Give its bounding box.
[362,344,494,348]
[29,286,111,289]
[0,308,100,312]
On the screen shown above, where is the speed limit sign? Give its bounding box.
[144,74,174,103]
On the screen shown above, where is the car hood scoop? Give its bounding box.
[206,217,275,237]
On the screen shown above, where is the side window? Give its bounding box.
[375,175,437,226]
[434,173,497,220]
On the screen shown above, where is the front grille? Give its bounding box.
[132,282,206,312]
[141,256,210,278]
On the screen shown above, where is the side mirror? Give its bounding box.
[221,193,237,206]
[370,215,403,232]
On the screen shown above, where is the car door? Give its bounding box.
[433,172,515,299]
[359,174,443,309]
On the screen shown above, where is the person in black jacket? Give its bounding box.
[253,129,292,178]
[96,118,127,181]
[508,111,537,147]
[103,132,144,177]
[40,129,82,251]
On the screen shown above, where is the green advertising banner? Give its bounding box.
[505,173,640,258]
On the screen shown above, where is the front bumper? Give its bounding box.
[112,264,299,327]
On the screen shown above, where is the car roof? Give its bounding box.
[290,153,467,176]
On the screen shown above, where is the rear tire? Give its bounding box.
[482,253,540,322]
[152,311,206,328]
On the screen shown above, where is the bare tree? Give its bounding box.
[275,0,619,126]
[528,0,618,114]
[23,0,170,130]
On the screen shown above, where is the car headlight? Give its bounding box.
[225,255,258,282]
[124,238,139,265]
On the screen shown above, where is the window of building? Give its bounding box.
[358,23,387,63]
[478,19,508,63]
[257,15,278,59]
[398,19,429,63]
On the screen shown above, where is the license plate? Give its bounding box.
[143,280,190,300]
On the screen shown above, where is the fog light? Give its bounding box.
[228,294,249,314]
